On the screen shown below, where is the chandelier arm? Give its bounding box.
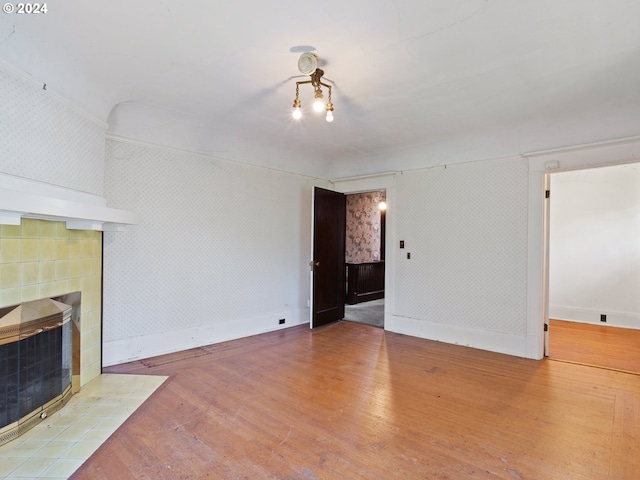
[325,85,332,101]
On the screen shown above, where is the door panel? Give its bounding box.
[311,187,346,328]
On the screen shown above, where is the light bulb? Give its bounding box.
[378,201,387,211]
[325,110,334,122]
[292,107,302,119]
[313,87,324,113]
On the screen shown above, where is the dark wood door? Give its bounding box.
[311,187,346,328]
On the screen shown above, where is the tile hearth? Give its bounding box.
[0,374,167,479]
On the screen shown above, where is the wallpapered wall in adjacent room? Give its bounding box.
[345,190,385,263]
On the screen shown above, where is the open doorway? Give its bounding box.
[343,189,386,328]
[546,162,640,373]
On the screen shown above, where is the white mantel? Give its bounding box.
[0,173,138,231]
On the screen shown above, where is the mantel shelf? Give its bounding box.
[0,173,138,231]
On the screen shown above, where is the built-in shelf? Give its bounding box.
[0,173,138,231]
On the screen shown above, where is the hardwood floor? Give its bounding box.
[549,319,640,374]
[72,321,640,479]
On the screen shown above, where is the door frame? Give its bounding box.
[525,136,640,360]
[542,173,551,357]
[331,173,397,331]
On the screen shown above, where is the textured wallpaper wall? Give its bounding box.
[345,190,385,263]
[102,138,328,363]
[394,157,529,336]
[0,64,106,195]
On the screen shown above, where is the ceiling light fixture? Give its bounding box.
[292,53,334,122]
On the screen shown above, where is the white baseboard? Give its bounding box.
[103,308,309,367]
[550,305,640,329]
[386,315,531,358]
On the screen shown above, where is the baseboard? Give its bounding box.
[387,315,530,358]
[103,308,309,366]
[347,292,385,305]
[550,305,640,329]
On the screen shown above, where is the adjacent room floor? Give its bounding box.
[343,299,384,328]
[549,319,640,375]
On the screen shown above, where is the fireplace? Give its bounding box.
[0,292,81,446]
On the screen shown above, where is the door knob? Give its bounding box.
[309,261,320,269]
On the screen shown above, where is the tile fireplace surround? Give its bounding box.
[0,220,163,478]
[0,222,103,454]
[0,220,103,385]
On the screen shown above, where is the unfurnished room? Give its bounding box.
[0,1,639,478]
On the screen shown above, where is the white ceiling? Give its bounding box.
[1,0,640,179]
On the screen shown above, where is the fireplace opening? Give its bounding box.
[0,292,80,446]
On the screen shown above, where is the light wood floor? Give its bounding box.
[549,319,640,374]
[72,321,640,479]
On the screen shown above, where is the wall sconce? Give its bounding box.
[378,201,387,211]
[292,61,334,122]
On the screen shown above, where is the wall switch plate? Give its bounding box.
[407,252,411,259]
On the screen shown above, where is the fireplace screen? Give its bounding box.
[0,294,78,445]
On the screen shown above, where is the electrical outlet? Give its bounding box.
[407,252,411,259]
[600,314,606,322]
[400,240,405,248]
[279,318,285,325]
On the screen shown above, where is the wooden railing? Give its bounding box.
[345,261,385,304]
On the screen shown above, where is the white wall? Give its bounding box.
[549,163,640,328]
[389,157,531,357]
[102,138,329,365]
[0,63,106,195]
